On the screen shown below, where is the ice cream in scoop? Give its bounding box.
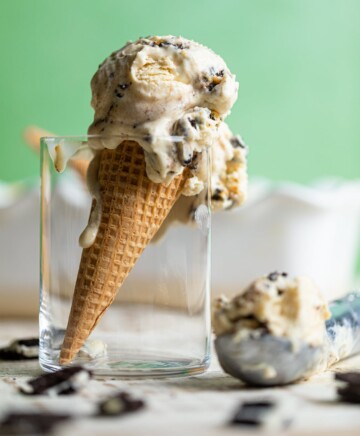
[213,272,331,347]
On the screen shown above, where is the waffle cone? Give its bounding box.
[59,140,187,364]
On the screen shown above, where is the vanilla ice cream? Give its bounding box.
[88,35,247,206]
[213,272,331,347]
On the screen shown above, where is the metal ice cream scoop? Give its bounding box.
[215,292,360,386]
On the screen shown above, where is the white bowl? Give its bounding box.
[1,177,359,316]
[212,178,360,301]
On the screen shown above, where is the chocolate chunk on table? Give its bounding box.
[98,392,145,416]
[20,366,92,395]
[0,338,39,360]
[336,371,360,404]
[0,412,70,435]
[231,401,275,426]
[335,372,360,386]
[337,386,360,404]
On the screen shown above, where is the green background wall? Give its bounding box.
[0,0,359,183]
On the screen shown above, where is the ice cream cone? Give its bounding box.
[59,140,187,364]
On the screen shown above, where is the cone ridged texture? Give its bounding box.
[59,140,186,364]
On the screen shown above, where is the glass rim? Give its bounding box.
[40,134,186,143]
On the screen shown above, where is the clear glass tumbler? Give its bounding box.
[39,135,211,376]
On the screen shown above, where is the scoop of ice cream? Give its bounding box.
[88,35,239,195]
[151,122,248,243]
[212,272,331,347]
[211,123,248,210]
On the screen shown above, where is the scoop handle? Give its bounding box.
[326,291,360,360]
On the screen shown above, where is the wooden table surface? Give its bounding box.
[1,319,360,436]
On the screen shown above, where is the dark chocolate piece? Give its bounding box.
[206,70,225,92]
[211,189,223,201]
[176,142,193,166]
[0,412,70,435]
[158,41,188,50]
[141,39,156,47]
[142,38,189,50]
[336,371,360,404]
[189,118,198,129]
[158,41,171,48]
[230,136,246,149]
[17,339,38,347]
[143,134,153,143]
[337,386,360,404]
[207,81,218,92]
[267,272,280,281]
[267,271,288,282]
[231,401,275,426]
[187,152,199,170]
[20,366,92,396]
[98,392,145,416]
[0,338,39,361]
[335,372,360,386]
